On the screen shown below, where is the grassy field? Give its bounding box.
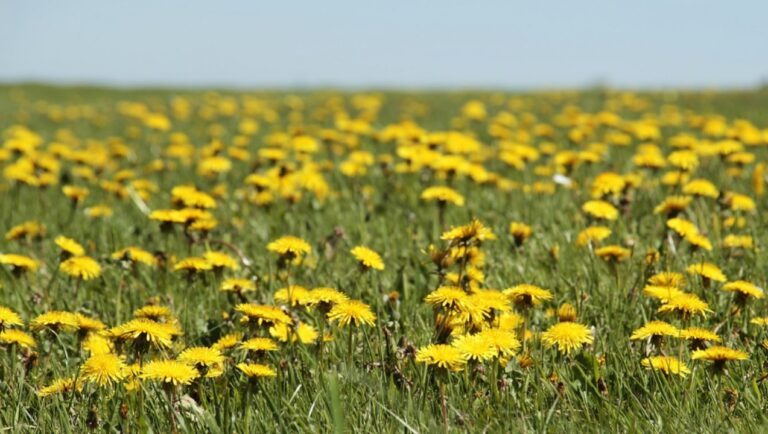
[1,84,768,432]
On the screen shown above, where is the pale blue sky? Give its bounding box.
[1,0,767,89]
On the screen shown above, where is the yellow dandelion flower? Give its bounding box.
[239,337,279,353]
[641,356,690,377]
[452,333,497,361]
[420,186,465,206]
[133,305,173,321]
[327,300,376,327]
[140,360,199,385]
[0,253,40,273]
[350,246,385,271]
[503,284,553,307]
[692,346,748,364]
[424,286,469,311]
[0,329,36,348]
[30,311,78,332]
[82,333,114,355]
[657,293,712,317]
[653,195,693,216]
[440,219,496,245]
[648,272,686,288]
[173,257,212,272]
[60,256,101,280]
[80,353,126,387]
[415,344,467,371]
[5,221,45,242]
[595,245,631,262]
[576,226,612,247]
[722,280,764,299]
[203,250,240,270]
[630,321,680,340]
[683,179,719,198]
[54,235,85,257]
[237,363,277,379]
[541,322,594,354]
[267,235,312,258]
[0,306,24,329]
[270,322,319,344]
[686,262,727,282]
[680,327,721,344]
[220,278,256,293]
[37,377,82,398]
[235,304,292,327]
[111,247,157,266]
[582,200,618,221]
[212,332,243,351]
[642,285,685,302]
[509,222,532,246]
[476,328,521,357]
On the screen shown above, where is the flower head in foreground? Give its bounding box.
[140,360,199,386]
[327,300,376,327]
[441,219,496,246]
[30,311,78,332]
[541,322,594,354]
[0,253,40,273]
[686,262,726,283]
[54,235,85,257]
[237,363,277,379]
[503,284,553,308]
[267,235,311,260]
[582,200,618,221]
[692,346,748,370]
[424,286,469,311]
[452,333,497,362]
[415,344,467,371]
[235,304,292,328]
[0,306,23,329]
[80,353,127,387]
[37,377,82,398]
[0,329,36,348]
[630,321,680,341]
[350,246,384,271]
[60,256,101,280]
[178,347,225,377]
[641,356,690,377]
[722,280,764,300]
[657,294,712,318]
[420,186,465,207]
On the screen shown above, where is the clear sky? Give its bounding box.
[1,0,767,89]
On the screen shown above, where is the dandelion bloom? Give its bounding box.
[173,257,212,273]
[350,246,385,271]
[503,284,553,307]
[508,222,533,246]
[541,322,594,354]
[237,363,277,379]
[267,235,311,258]
[212,332,244,351]
[723,235,753,249]
[691,346,748,366]
[30,311,78,331]
[178,347,225,377]
[581,200,618,221]
[657,294,711,317]
[0,329,36,348]
[111,247,158,266]
[304,287,348,311]
[203,250,240,270]
[140,360,199,386]
[235,304,292,327]
[80,353,127,387]
[37,377,82,397]
[5,221,45,242]
[686,262,726,283]
[0,253,40,273]
[722,280,764,299]
[133,305,173,321]
[420,186,465,206]
[682,179,719,198]
[327,300,376,327]
[220,278,256,294]
[680,327,721,347]
[270,322,319,344]
[415,344,467,371]
[0,306,23,329]
[54,235,85,257]
[642,285,685,302]
[576,226,611,247]
[239,337,279,353]
[440,219,496,245]
[452,334,497,361]
[424,286,469,311]
[641,356,690,377]
[648,272,685,288]
[60,256,101,280]
[274,285,311,306]
[476,328,521,357]
[82,333,114,355]
[595,245,631,262]
[110,318,179,350]
[630,321,680,340]
[653,195,692,216]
